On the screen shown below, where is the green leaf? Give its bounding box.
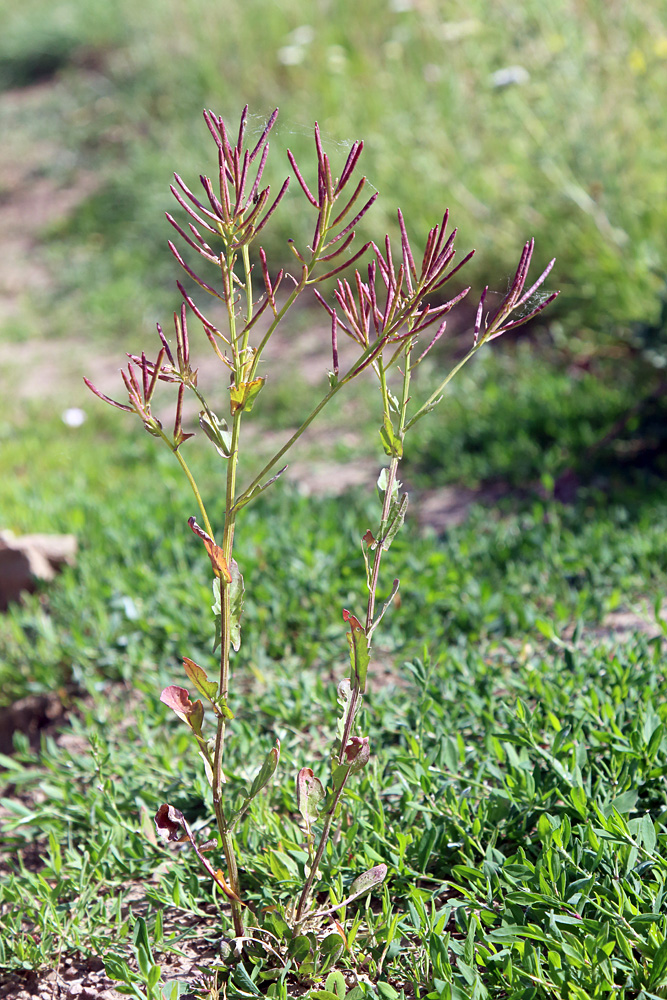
[641,812,657,853]
[325,971,347,999]
[182,657,218,704]
[647,723,664,758]
[349,862,388,898]
[232,962,262,996]
[297,767,325,824]
[248,740,280,800]
[570,785,588,818]
[199,408,231,457]
[343,609,370,693]
[319,932,345,973]
[289,934,312,964]
[377,982,400,1000]
[230,376,265,414]
[147,964,162,990]
[380,492,408,552]
[380,414,403,457]
[330,762,350,799]
[229,559,245,652]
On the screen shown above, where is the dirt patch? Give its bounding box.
[0,80,101,327]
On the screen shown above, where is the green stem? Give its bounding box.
[159,432,214,539]
[404,342,479,432]
[235,336,383,511]
[294,766,352,924]
[295,348,413,927]
[211,408,243,935]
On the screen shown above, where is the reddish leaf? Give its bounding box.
[344,735,371,773]
[188,517,231,582]
[213,868,244,902]
[160,685,204,734]
[342,609,364,631]
[154,803,187,842]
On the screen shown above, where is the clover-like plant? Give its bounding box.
[86,106,557,964]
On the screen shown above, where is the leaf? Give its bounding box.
[649,938,667,987]
[343,736,371,774]
[159,686,204,735]
[377,983,400,1000]
[233,465,288,512]
[379,414,403,458]
[368,578,400,638]
[182,658,218,704]
[570,785,588,818]
[248,740,280,799]
[212,867,244,902]
[229,376,265,414]
[330,762,350,799]
[288,935,312,964]
[319,931,345,973]
[349,862,388,898]
[325,971,347,1000]
[296,767,325,824]
[380,492,408,552]
[188,517,231,582]
[154,803,187,843]
[199,409,231,457]
[343,609,370,693]
[377,467,400,502]
[232,962,262,996]
[640,812,657,853]
[229,559,245,652]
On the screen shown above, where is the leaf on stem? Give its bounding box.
[379,491,408,552]
[349,863,388,898]
[229,377,265,414]
[160,685,204,736]
[182,657,218,704]
[368,578,400,639]
[343,735,370,774]
[229,559,245,652]
[154,804,245,903]
[199,409,232,457]
[232,465,288,512]
[296,767,325,826]
[154,803,189,843]
[380,414,403,458]
[249,740,281,799]
[188,516,231,582]
[343,609,370,694]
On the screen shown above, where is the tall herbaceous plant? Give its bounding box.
[86,107,557,961]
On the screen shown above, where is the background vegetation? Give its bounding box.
[1,0,666,996]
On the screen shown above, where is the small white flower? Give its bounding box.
[490,65,530,88]
[277,45,306,66]
[61,407,87,427]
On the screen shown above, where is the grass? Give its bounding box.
[1,0,666,346]
[1,1,667,993]
[1,347,666,994]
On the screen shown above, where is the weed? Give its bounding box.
[85,106,556,988]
